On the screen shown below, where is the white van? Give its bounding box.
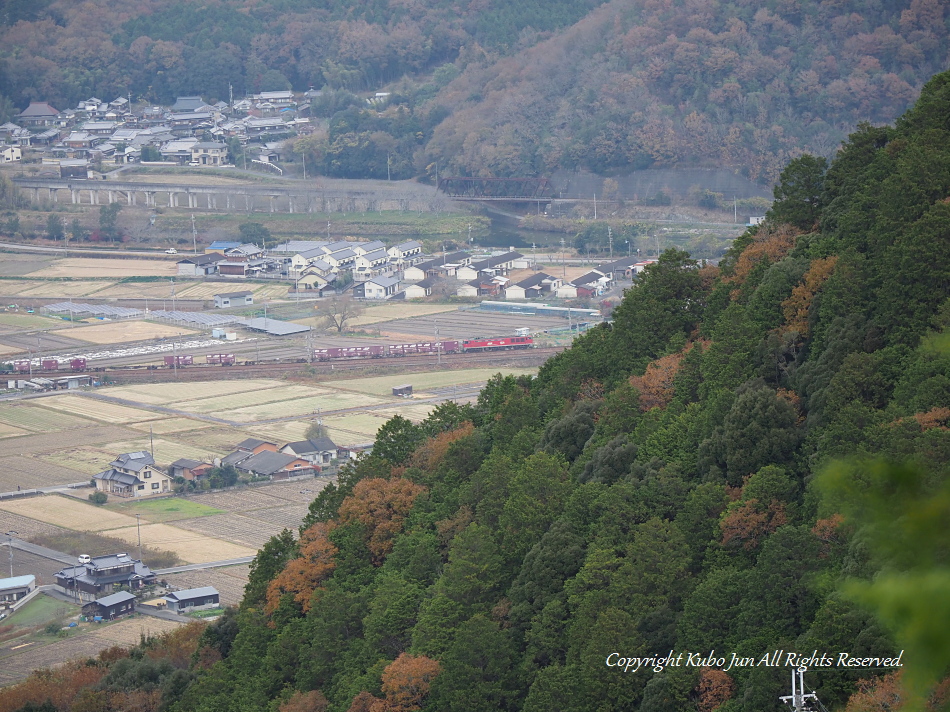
[78,554,91,564]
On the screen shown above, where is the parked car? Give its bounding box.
[165,248,178,254]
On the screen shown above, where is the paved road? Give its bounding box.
[0,241,174,258]
[7,538,76,565]
[154,557,255,575]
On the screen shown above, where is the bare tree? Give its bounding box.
[317,296,364,333]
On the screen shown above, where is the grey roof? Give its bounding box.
[327,248,356,260]
[111,451,155,472]
[238,450,300,475]
[284,437,336,455]
[270,241,330,253]
[94,591,137,607]
[93,469,140,486]
[170,458,203,469]
[595,256,641,272]
[515,272,553,289]
[0,575,35,589]
[360,240,387,252]
[19,102,59,117]
[243,317,311,335]
[192,141,227,149]
[178,253,223,265]
[574,271,606,285]
[171,96,210,112]
[323,240,356,253]
[237,438,272,450]
[216,291,253,298]
[221,450,251,467]
[368,275,400,289]
[361,248,389,262]
[414,277,439,288]
[165,586,219,602]
[394,240,421,251]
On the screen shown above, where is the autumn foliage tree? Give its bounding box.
[338,477,426,564]
[780,256,839,337]
[346,655,440,712]
[697,667,736,712]
[265,522,338,614]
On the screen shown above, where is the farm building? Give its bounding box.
[0,575,36,605]
[206,241,242,254]
[55,553,156,597]
[82,591,136,619]
[164,586,220,613]
[280,436,337,465]
[355,275,400,299]
[403,277,438,299]
[505,273,561,300]
[93,451,173,498]
[214,291,254,308]
[392,384,413,397]
[236,451,315,479]
[177,253,223,277]
[169,458,212,481]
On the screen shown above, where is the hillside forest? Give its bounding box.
[2,60,950,712]
[1,0,949,183]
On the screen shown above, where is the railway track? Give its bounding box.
[93,347,563,383]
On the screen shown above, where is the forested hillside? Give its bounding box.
[3,65,950,712]
[1,0,948,183]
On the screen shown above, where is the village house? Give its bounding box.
[455,251,525,281]
[0,575,36,606]
[93,451,173,498]
[168,458,213,481]
[387,240,423,264]
[356,275,400,299]
[403,277,438,299]
[18,101,60,127]
[351,248,390,278]
[280,436,338,465]
[0,146,21,163]
[191,141,228,166]
[177,253,223,277]
[206,241,242,254]
[224,244,264,261]
[505,272,562,300]
[55,553,156,598]
[236,450,315,479]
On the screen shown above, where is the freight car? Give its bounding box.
[164,355,194,367]
[312,337,529,361]
[461,336,534,351]
[205,354,236,365]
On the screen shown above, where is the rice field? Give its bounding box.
[172,514,286,549]
[103,437,223,464]
[105,522,257,563]
[0,311,69,329]
[184,488,291,512]
[371,402,442,422]
[246,420,312,444]
[51,321,198,345]
[216,392,389,422]
[127,417,212,434]
[0,403,95,432]
[0,455,90,490]
[27,258,178,279]
[13,281,114,297]
[108,497,225,523]
[106,379,282,406]
[0,494,141,532]
[294,303,458,329]
[37,446,120,475]
[0,421,30,438]
[321,367,537,396]
[174,384,332,414]
[36,395,161,424]
[171,426,256,451]
[322,412,391,441]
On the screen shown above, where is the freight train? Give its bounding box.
[13,358,87,373]
[312,336,534,361]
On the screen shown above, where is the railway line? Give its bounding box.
[92,346,563,383]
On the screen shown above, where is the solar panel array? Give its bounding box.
[43,302,143,318]
[150,310,246,327]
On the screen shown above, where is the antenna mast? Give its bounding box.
[780,667,827,712]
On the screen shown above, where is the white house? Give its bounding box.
[93,452,172,498]
[387,240,422,264]
[352,248,390,278]
[404,277,438,299]
[358,275,400,299]
[1,146,22,163]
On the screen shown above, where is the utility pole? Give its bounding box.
[302,151,307,180]
[560,237,566,277]
[191,214,198,254]
[434,321,441,366]
[779,667,824,712]
[608,225,613,260]
[593,193,597,220]
[6,530,16,577]
[387,152,391,181]
[135,514,142,562]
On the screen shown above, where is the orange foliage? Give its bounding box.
[378,653,441,711]
[578,379,605,401]
[408,422,475,471]
[435,505,473,551]
[144,621,207,668]
[780,255,839,336]
[698,263,721,291]
[347,691,380,712]
[280,690,330,712]
[812,513,847,558]
[913,407,950,431]
[697,667,736,712]
[0,661,108,712]
[845,672,905,711]
[727,223,800,291]
[720,499,788,550]
[338,477,426,564]
[629,351,684,411]
[265,522,338,615]
[108,689,162,712]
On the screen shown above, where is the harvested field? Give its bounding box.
[1,548,64,585]
[36,395,160,424]
[321,367,536,396]
[322,413,389,442]
[13,281,114,298]
[247,420,311,445]
[103,436,223,464]
[27,258,178,279]
[0,343,23,355]
[218,392,389,422]
[36,446,115,475]
[184,488,290,512]
[0,494,140,532]
[51,321,198,345]
[242,504,310,529]
[0,510,69,541]
[0,421,30,438]
[0,403,95,432]
[105,522,257,563]
[372,402,441,422]
[174,384,331,413]
[0,614,184,687]
[375,310,569,340]
[128,417,212,434]
[0,425,138,458]
[82,281,196,299]
[257,480,329,504]
[0,455,89,490]
[173,513,285,549]
[163,564,249,605]
[106,379,282,406]
[294,303,457,328]
[171,426,253,451]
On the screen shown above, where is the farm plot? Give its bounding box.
[128,417,212,435]
[241,504,310,529]
[184,488,292,513]
[0,421,30,438]
[36,395,161,424]
[0,342,24,355]
[105,522,257,563]
[246,420,311,445]
[321,413,390,442]
[218,392,390,423]
[106,379,283,406]
[321,368,537,396]
[173,513,285,549]
[293,303,457,329]
[103,436,224,464]
[173,384,333,414]
[0,403,95,432]
[109,497,225,523]
[52,320,198,345]
[257,480,329,504]
[0,510,69,540]
[27,258,178,279]
[171,426,253,452]
[0,494,140,532]
[0,455,90,490]
[82,281,195,299]
[370,402,443,422]
[0,425,139,460]
[0,311,68,329]
[36,446,116,475]
[163,564,249,606]
[0,616,184,687]
[13,281,114,298]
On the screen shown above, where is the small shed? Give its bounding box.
[0,575,36,605]
[164,586,220,613]
[83,591,136,620]
[392,384,413,397]
[214,291,254,308]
